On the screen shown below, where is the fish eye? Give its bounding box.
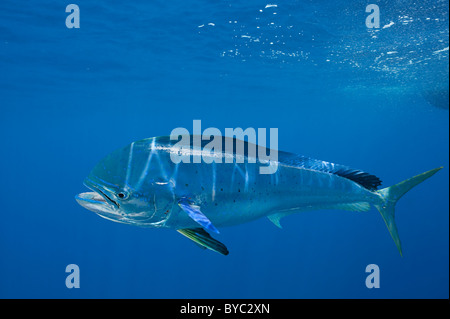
[117,192,129,200]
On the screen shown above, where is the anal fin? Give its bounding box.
[177,228,229,255]
[268,213,287,228]
[267,209,302,228]
[267,202,371,228]
[331,202,371,212]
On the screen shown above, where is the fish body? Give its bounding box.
[164,154,378,230]
[76,135,441,255]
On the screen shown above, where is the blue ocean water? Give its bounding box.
[0,0,448,299]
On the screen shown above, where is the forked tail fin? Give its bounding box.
[374,167,442,256]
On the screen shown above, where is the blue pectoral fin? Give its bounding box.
[178,199,220,234]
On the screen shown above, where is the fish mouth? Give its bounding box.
[75,191,108,205]
[75,191,117,214]
[92,186,120,209]
[75,191,156,225]
[83,178,120,209]
[75,178,121,218]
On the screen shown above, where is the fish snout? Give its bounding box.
[75,192,118,215]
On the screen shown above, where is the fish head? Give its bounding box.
[75,141,175,227]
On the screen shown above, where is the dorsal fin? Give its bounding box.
[332,167,382,191]
[159,135,382,190]
[279,153,382,191]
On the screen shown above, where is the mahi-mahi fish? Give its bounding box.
[75,136,441,255]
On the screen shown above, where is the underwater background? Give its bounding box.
[0,0,448,298]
